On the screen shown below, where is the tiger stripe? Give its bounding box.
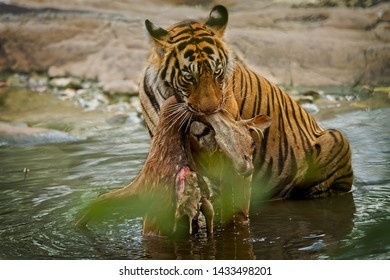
[139,5,353,201]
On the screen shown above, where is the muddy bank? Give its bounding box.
[0,0,389,93]
[0,86,143,146]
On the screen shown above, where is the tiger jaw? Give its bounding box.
[182,94,226,116]
[185,102,223,115]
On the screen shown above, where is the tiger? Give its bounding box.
[139,5,353,223]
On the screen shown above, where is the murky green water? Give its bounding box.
[0,91,389,259]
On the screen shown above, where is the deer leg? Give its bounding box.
[200,196,214,235]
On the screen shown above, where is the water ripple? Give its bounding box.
[1,108,389,259]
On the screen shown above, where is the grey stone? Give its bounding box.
[0,0,388,87]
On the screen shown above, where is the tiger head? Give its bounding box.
[145,5,234,115]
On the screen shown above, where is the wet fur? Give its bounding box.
[76,96,212,236]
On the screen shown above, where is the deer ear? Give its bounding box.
[246,115,272,131]
[205,5,228,37]
[145,19,169,53]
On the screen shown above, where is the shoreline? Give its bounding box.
[0,1,389,93]
[1,1,389,146]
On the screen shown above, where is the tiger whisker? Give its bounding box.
[164,111,183,127]
[175,111,191,132]
[165,103,185,114]
[163,106,186,130]
[164,103,186,120]
[178,111,191,132]
[222,107,234,120]
[165,107,189,133]
[184,112,193,133]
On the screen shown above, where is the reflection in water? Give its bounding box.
[90,194,355,260]
[0,108,389,259]
[249,194,355,259]
[321,108,390,259]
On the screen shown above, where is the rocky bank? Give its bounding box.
[1,0,390,145]
[0,0,389,94]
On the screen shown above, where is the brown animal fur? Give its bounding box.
[76,95,270,235]
[191,111,271,224]
[140,5,353,224]
[76,96,211,236]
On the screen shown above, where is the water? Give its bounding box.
[0,101,389,259]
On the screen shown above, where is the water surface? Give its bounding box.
[0,94,389,260]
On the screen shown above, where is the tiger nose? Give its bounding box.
[200,102,221,114]
[188,103,218,114]
[202,107,220,114]
[199,96,221,114]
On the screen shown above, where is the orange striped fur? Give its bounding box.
[140,5,353,218]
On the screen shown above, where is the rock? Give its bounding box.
[127,111,143,125]
[101,80,139,95]
[106,101,130,113]
[374,22,390,42]
[361,45,390,84]
[28,74,48,89]
[55,88,77,100]
[6,74,28,87]
[0,1,389,87]
[298,95,315,104]
[130,96,142,113]
[74,88,109,111]
[376,4,390,21]
[81,80,98,90]
[303,90,322,100]
[298,240,325,251]
[301,103,320,114]
[323,8,378,30]
[106,113,129,125]
[49,77,82,89]
[28,73,49,93]
[47,66,64,78]
[106,111,142,125]
[0,121,85,146]
[227,3,389,86]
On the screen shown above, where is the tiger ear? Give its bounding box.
[145,19,170,46]
[205,5,228,37]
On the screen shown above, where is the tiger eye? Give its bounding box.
[181,72,193,82]
[214,67,223,78]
